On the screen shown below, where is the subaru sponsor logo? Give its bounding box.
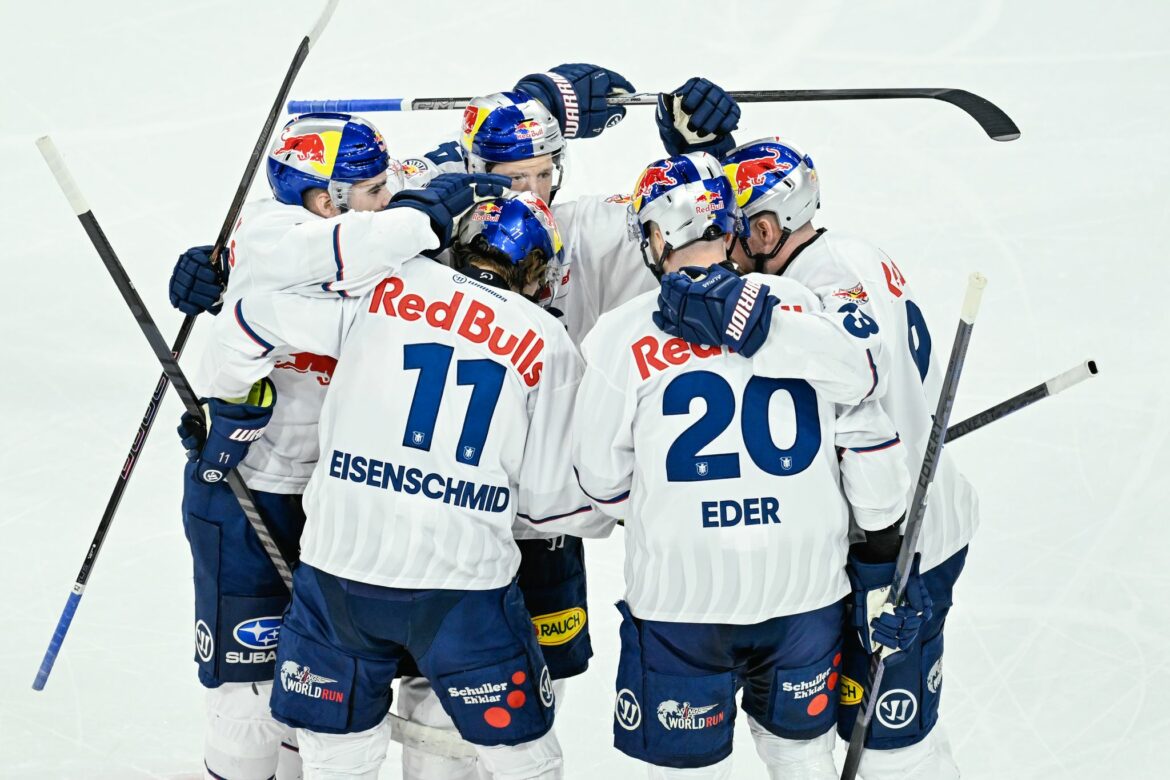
[233,616,282,650]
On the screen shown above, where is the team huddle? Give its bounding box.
[169,64,979,780]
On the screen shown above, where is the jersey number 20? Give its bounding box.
[664,371,820,482]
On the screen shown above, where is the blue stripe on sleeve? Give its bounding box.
[234,300,275,357]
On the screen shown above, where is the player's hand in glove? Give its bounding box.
[387,173,511,250]
[652,263,777,358]
[847,549,934,664]
[657,77,740,159]
[515,63,635,139]
[177,378,277,484]
[169,244,227,316]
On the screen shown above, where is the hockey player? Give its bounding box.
[653,89,979,778]
[573,153,920,779]
[169,112,509,780]
[192,192,606,779]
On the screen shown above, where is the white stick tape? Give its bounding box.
[960,272,988,323]
[36,136,90,216]
[1045,359,1099,395]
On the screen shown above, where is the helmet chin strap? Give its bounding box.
[737,227,791,274]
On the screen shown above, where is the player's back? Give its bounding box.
[784,230,979,569]
[576,274,887,625]
[301,258,586,590]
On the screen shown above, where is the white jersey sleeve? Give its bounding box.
[201,293,359,401]
[834,400,909,532]
[514,318,614,539]
[552,194,658,344]
[226,200,438,301]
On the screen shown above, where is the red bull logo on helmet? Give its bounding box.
[472,202,504,222]
[724,148,794,206]
[273,132,327,164]
[462,105,491,148]
[693,189,725,215]
[633,161,678,211]
[514,119,545,140]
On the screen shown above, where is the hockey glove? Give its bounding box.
[177,378,277,484]
[657,77,740,159]
[847,549,934,664]
[169,245,227,316]
[515,63,634,139]
[652,263,777,357]
[386,173,511,251]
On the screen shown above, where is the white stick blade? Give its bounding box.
[307,0,340,46]
[36,136,90,216]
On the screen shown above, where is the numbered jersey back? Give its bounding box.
[577,277,859,624]
[300,260,579,590]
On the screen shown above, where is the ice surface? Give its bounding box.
[2,1,1167,777]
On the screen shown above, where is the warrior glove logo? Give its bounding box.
[539,666,555,708]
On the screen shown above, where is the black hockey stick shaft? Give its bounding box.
[946,359,1098,442]
[288,87,1019,141]
[30,1,336,692]
[840,273,988,780]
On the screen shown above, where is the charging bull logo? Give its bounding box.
[472,202,503,222]
[724,149,793,206]
[273,132,326,164]
[514,119,545,140]
[633,161,677,210]
[694,189,724,214]
[657,700,724,731]
[275,352,337,386]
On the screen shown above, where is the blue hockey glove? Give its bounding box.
[515,63,635,139]
[169,244,227,316]
[652,264,777,357]
[387,173,511,250]
[657,77,740,159]
[177,378,276,484]
[847,549,934,664]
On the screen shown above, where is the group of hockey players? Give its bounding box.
[167,63,978,780]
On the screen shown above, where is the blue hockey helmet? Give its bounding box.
[627,152,744,277]
[456,191,567,305]
[460,92,567,198]
[266,112,402,210]
[720,138,819,265]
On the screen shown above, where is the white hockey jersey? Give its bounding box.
[573,274,910,624]
[778,230,980,571]
[201,257,609,590]
[198,199,438,493]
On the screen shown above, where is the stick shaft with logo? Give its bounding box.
[31,135,299,689]
[29,0,337,692]
[840,272,987,780]
[287,87,1020,142]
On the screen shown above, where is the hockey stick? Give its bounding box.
[840,272,987,780]
[33,137,295,688]
[30,0,337,693]
[288,87,1019,142]
[946,359,1098,442]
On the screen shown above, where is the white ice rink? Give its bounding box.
[3,1,1167,777]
